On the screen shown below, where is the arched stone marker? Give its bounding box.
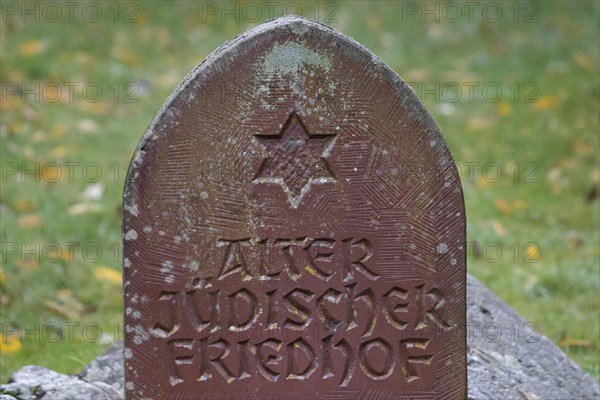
[123,16,466,400]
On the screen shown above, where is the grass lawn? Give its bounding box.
[1,0,598,384]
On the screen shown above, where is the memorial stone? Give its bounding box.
[123,16,467,399]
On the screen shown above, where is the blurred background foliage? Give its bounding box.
[0,0,598,383]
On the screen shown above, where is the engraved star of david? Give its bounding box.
[252,112,338,208]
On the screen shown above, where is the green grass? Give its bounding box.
[1,0,599,383]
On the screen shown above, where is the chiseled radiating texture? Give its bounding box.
[123,16,466,399]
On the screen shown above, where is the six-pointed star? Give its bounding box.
[253,112,337,208]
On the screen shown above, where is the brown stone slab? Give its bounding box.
[123,16,466,400]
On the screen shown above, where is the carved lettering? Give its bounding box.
[237,339,251,380]
[316,288,343,332]
[265,289,278,330]
[155,236,449,387]
[304,238,336,280]
[227,288,259,331]
[359,338,395,380]
[217,239,251,280]
[186,289,220,333]
[286,337,317,380]
[399,338,435,383]
[383,286,410,330]
[322,335,355,387]
[341,237,379,282]
[274,237,307,280]
[258,238,281,279]
[283,288,314,330]
[208,338,235,383]
[418,286,453,330]
[254,338,283,382]
[355,287,377,337]
[167,339,194,386]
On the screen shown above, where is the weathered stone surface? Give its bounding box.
[123,15,466,399]
[0,365,121,400]
[1,276,598,399]
[78,341,124,395]
[466,275,600,400]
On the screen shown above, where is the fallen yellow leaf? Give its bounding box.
[77,101,108,115]
[20,39,45,57]
[46,298,84,319]
[112,47,140,66]
[513,199,527,210]
[132,10,147,26]
[94,266,122,285]
[7,122,23,136]
[51,146,68,158]
[42,83,63,102]
[534,95,558,111]
[558,337,591,347]
[52,123,67,137]
[0,336,22,354]
[494,199,512,214]
[476,177,491,189]
[0,269,5,285]
[41,164,61,182]
[32,131,47,143]
[45,245,61,261]
[493,221,508,237]
[558,158,577,169]
[17,214,41,229]
[367,14,381,31]
[573,52,594,72]
[61,247,75,263]
[497,101,512,116]
[526,244,539,260]
[15,199,36,212]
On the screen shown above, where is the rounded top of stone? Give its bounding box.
[265,15,318,25]
[259,15,330,29]
[230,15,347,46]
